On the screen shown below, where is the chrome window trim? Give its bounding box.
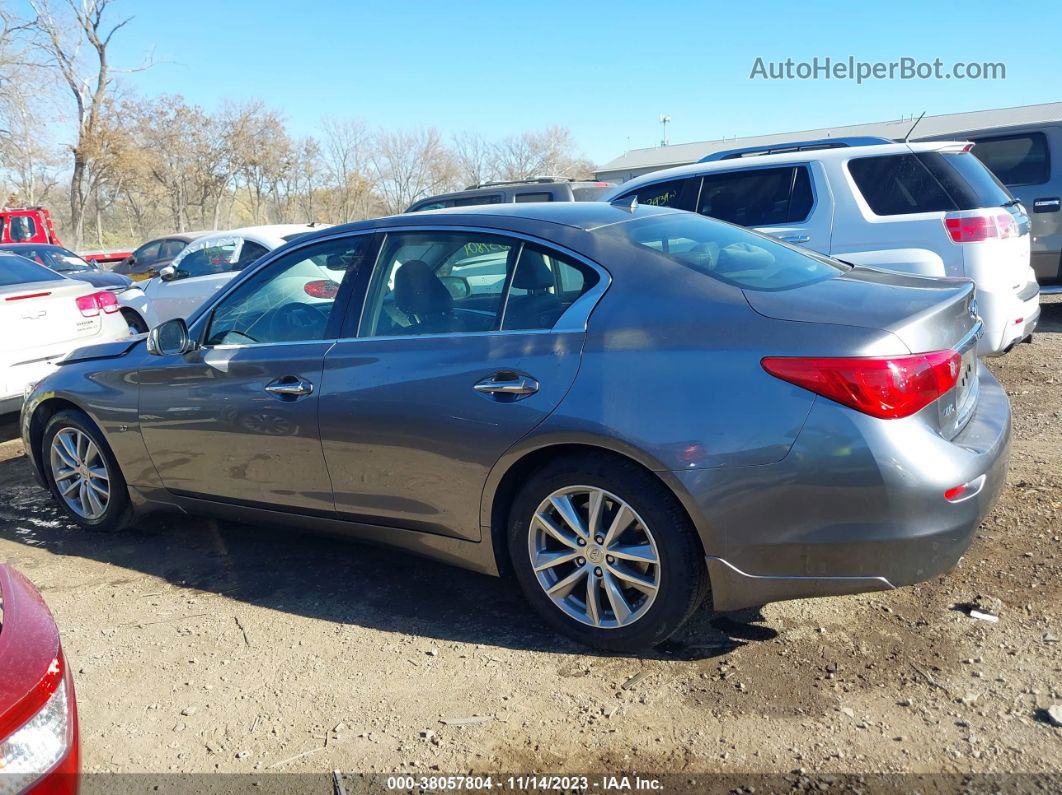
[190,224,610,351]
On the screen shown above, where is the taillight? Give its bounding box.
[761,351,961,419]
[304,280,340,299]
[944,210,1018,243]
[75,291,120,317]
[0,653,75,793]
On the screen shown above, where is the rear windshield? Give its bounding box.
[571,185,613,201]
[603,213,848,292]
[0,254,65,286]
[848,151,1014,216]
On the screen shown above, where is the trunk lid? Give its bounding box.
[0,279,102,354]
[743,266,978,354]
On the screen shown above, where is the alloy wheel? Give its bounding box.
[528,486,660,629]
[49,427,110,520]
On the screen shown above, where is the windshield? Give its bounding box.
[0,254,66,286]
[601,213,848,292]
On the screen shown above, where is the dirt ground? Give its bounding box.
[1,300,1059,784]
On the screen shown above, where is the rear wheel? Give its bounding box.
[121,308,148,334]
[508,455,708,651]
[42,410,131,531]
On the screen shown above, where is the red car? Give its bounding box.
[0,566,79,794]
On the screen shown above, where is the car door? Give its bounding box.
[695,163,833,253]
[138,233,374,510]
[318,228,602,541]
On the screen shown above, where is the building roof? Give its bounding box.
[596,102,1062,181]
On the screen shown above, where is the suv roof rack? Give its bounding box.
[698,136,894,162]
[464,176,576,190]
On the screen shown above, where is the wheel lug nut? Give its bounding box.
[577,538,586,546]
[577,557,585,566]
[594,567,603,577]
[606,555,615,564]
[595,535,604,544]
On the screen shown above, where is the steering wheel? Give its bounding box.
[267,302,328,341]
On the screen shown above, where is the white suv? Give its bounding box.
[605,140,1039,355]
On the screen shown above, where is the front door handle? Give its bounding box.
[778,233,810,244]
[264,376,314,397]
[474,373,539,397]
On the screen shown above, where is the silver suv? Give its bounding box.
[406,177,615,213]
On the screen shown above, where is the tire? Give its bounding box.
[508,454,709,652]
[41,409,132,532]
[121,309,148,334]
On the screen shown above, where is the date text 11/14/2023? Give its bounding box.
[384,775,664,791]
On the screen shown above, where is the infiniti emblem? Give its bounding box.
[586,545,604,564]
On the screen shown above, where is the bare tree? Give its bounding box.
[320,117,374,221]
[369,127,459,215]
[451,130,497,189]
[494,126,594,182]
[26,0,148,245]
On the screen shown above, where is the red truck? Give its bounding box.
[0,206,131,267]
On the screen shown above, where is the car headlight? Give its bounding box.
[0,664,73,793]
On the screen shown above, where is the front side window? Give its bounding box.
[603,212,847,292]
[624,179,692,209]
[205,236,370,346]
[235,241,270,269]
[359,231,597,337]
[172,238,240,279]
[972,133,1050,186]
[7,215,38,242]
[698,166,814,226]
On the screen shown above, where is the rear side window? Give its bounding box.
[235,241,270,269]
[605,213,846,292]
[0,254,65,286]
[849,154,956,215]
[514,192,553,203]
[972,133,1050,186]
[698,166,814,226]
[849,152,1013,216]
[452,194,502,207]
[136,240,162,262]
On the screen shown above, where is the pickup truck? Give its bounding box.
[0,205,132,266]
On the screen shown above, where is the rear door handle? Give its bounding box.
[264,376,314,397]
[1033,197,1060,213]
[474,373,539,397]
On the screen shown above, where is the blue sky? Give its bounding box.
[61,0,1062,164]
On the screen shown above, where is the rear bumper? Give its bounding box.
[676,366,1011,612]
[978,282,1040,355]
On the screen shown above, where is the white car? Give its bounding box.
[142,224,327,326]
[606,140,1039,355]
[0,253,129,414]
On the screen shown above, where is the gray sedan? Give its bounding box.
[20,203,1010,651]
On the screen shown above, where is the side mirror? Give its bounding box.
[439,275,471,300]
[147,318,196,356]
[159,265,178,281]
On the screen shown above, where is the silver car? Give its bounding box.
[20,203,1010,651]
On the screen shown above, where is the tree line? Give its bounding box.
[0,1,594,248]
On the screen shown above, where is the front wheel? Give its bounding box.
[42,410,131,531]
[508,455,708,652]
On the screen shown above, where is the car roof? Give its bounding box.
[187,224,329,247]
[0,242,66,251]
[607,140,975,195]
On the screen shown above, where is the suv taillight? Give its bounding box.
[944,209,1019,243]
[761,351,961,419]
[75,291,120,317]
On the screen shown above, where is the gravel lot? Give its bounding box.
[1,299,1059,783]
